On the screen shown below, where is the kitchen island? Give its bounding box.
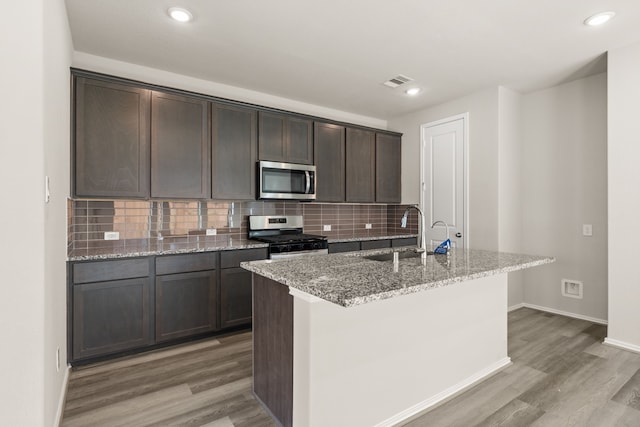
[241,248,554,427]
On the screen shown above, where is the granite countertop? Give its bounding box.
[67,236,269,261]
[67,233,418,261]
[241,247,555,307]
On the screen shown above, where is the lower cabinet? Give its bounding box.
[72,277,153,360]
[156,270,217,342]
[328,237,418,254]
[220,268,253,328]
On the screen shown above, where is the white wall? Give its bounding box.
[0,1,72,426]
[498,87,525,307]
[44,0,73,424]
[0,1,46,425]
[607,42,640,350]
[389,88,500,251]
[521,73,608,322]
[72,52,386,130]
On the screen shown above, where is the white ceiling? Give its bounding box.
[64,0,640,120]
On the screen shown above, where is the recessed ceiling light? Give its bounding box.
[405,88,422,96]
[584,11,615,26]
[168,7,193,23]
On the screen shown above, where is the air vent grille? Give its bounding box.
[382,74,414,88]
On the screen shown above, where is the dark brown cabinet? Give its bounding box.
[258,112,313,164]
[150,92,210,199]
[375,133,401,203]
[314,122,346,202]
[345,128,375,202]
[155,270,218,342]
[74,77,150,198]
[219,248,268,328]
[70,258,153,361]
[155,252,218,342]
[211,104,257,200]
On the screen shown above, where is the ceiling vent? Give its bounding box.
[382,74,414,88]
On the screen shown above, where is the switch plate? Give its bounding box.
[582,224,593,237]
[206,228,217,236]
[323,225,331,231]
[365,223,372,229]
[104,231,120,240]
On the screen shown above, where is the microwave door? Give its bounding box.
[262,168,307,194]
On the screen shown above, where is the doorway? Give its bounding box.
[420,114,468,248]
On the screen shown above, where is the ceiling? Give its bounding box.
[64,0,640,120]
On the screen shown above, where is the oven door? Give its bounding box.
[259,161,316,200]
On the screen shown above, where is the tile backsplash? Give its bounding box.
[67,199,419,254]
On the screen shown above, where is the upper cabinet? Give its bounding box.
[314,122,345,202]
[375,133,401,203]
[150,91,210,199]
[74,77,151,198]
[258,112,313,164]
[211,103,257,200]
[345,128,375,203]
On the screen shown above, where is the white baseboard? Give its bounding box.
[55,365,70,427]
[511,303,608,325]
[374,357,512,427]
[508,303,525,312]
[603,338,640,355]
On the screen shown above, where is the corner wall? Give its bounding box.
[521,73,608,322]
[389,88,500,251]
[607,42,640,349]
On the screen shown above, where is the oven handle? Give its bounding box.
[305,171,311,194]
[270,249,328,260]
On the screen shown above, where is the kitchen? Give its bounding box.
[3,1,640,426]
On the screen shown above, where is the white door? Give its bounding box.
[420,114,467,248]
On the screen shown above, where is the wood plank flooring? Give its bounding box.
[61,308,640,426]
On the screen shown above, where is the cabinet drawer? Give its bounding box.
[328,241,360,254]
[220,248,268,269]
[392,237,418,247]
[73,258,150,284]
[361,239,391,250]
[156,252,217,275]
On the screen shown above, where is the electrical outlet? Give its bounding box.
[323,225,331,231]
[206,228,217,236]
[561,279,583,299]
[104,231,120,240]
[365,223,372,229]
[583,224,593,236]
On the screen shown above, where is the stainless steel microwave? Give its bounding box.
[258,160,316,200]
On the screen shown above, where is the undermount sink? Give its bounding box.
[363,251,433,262]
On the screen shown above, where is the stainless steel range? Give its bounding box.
[248,215,328,259]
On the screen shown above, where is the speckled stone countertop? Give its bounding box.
[67,236,268,261]
[67,233,418,261]
[241,247,555,307]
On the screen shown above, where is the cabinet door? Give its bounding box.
[346,128,375,202]
[151,91,210,199]
[375,133,401,203]
[156,270,217,342]
[258,111,286,162]
[328,241,360,253]
[73,277,152,360]
[211,104,257,200]
[287,117,313,165]
[220,267,253,328]
[74,77,150,198]
[361,239,391,250]
[314,122,345,202]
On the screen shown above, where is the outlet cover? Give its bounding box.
[365,223,372,229]
[561,279,583,299]
[583,224,593,236]
[104,231,120,241]
[206,228,217,236]
[323,225,331,231]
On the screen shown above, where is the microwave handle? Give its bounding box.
[305,171,311,194]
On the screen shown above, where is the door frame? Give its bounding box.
[419,113,470,248]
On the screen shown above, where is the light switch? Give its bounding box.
[582,224,593,237]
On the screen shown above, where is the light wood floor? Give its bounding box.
[61,308,640,426]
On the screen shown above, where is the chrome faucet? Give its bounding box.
[431,220,450,240]
[400,205,427,260]
[431,220,451,255]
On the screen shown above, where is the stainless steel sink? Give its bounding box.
[363,251,433,262]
